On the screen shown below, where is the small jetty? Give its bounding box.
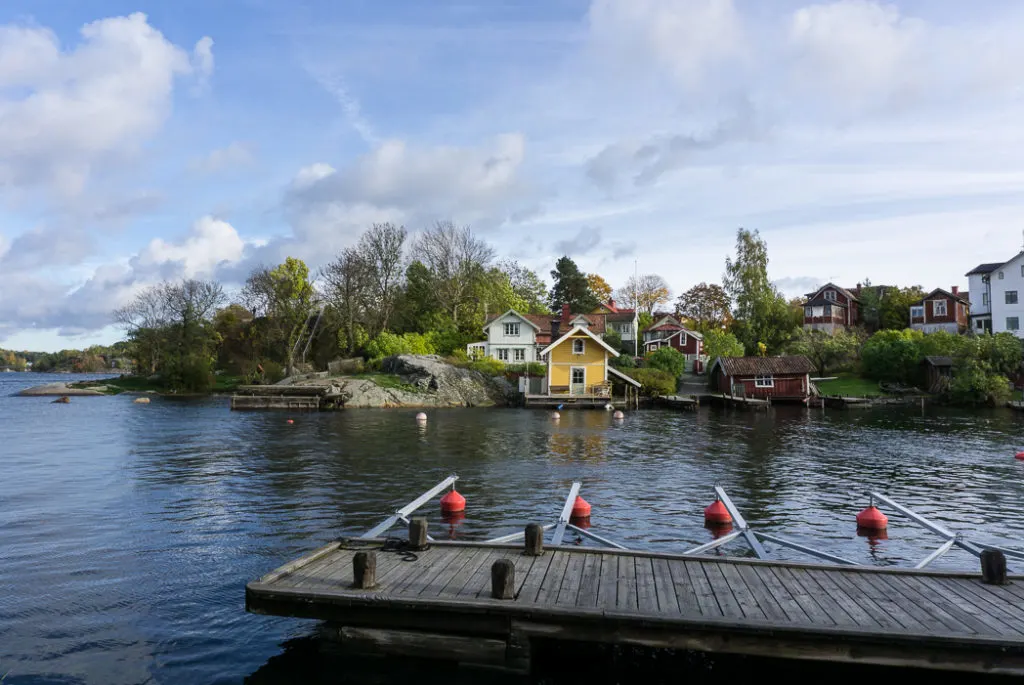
[231,384,335,411]
[657,395,699,411]
[247,478,1024,675]
[705,393,770,411]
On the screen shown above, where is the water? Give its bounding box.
[3,371,1024,683]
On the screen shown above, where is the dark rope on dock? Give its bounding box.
[337,537,419,561]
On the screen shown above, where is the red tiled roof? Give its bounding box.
[714,355,815,376]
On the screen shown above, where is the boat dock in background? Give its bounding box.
[246,478,1024,675]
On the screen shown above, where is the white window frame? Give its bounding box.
[823,290,837,301]
[983,292,990,306]
[977,320,985,330]
[572,339,585,354]
[1021,264,1024,277]
[804,306,812,317]
[999,271,1005,280]
[503,322,520,337]
[1007,291,1019,305]
[1008,317,1020,331]
[932,300,947,316]
[513,348,525,362]
[911,306,924,318]
[497,348,509,361]
[754,375,774,388]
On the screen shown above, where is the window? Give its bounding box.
[754,375,774,388]
[497,348,509,361]
[911,306,924,319]
[513,348,525,362]
[503,322,520,337]
[823,290,837,301]
[571,368,585,384]
[999,271,1005,280]
[804,306,812,317]
[572,339,585,354]
[983,292,990,306]
[977,320,985,330]
[1008,317,1020,331]
[1007,291,1019,305]
[932,300,947,316]
[823,304,831,316]
[1021,264,1024,277]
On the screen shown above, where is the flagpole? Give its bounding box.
[634,259,639,357]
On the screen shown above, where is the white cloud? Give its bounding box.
[586,0,744,89]
[192,35,214,90]
[191,142,256,174]
[0,13,209,197]
[135,216,245,278]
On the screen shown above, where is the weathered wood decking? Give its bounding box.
[246,540,1024,674]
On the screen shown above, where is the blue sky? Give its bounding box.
[2,0,1024,351]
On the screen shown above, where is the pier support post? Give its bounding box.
[982,549,1007,585]
[408,517,428,551]
[352,551,377,589]
[491,559,515,599]
[524,523,544,556]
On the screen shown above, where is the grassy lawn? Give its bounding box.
[353,373,423,393]
[814,373,887,397]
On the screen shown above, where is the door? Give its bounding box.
[570,367,586,395]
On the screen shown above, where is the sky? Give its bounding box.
[2,0,1024,351]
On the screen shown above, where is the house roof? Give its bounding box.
[482,309,542,333]
[711,355,815,376]
[606,311,637,322]
[608,366,642,388]
[966,262,1004,276]
[804,296,849,307]
[539,324,621,357]
[923,356,953,367]
[913,288,970,306]
[804,283,858,302]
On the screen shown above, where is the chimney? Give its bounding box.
[608,298,616,310]
[561,303,571,321]
[952,285,959,295]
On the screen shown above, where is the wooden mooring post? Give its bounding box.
[408,518,428,551]
[982,549,1007,585]
[352,551,376,589]
[491,559,515,599]
[524,523,544,556]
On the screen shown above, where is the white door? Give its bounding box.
[570,367,586,395]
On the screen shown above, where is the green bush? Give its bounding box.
[624,368,676,397]
[702,329,744,361]
[429,329,474,356]
[860,329,924,384]
[950,358,1012,406]
[505,362,546,377]
[365,332,436,360]
[646,347,686,376]
[447,349,470,364]
[469,358,505,376]
[610,354,636,369]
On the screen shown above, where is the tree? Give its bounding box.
[879,286,926,331]
[356,223,407,335]
[787,328,860,376]
[646,347,686,377]
[549,256,599,313]
[414,221,495,327]
[616,274,670,316]
[860,329,924,384]
[242,257,317,375]
[702,329,744,361]
[723,228,797,354]
[675,282,731,332]
[586,274,613,304]
[497,259,549,314]
[322,248,372,355]
[857,280,882,332]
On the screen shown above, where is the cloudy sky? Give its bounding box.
[2,0,1024,351]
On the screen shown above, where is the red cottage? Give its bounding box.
[802,283,859,333]
[909,287,970,334]
[708,355,815,402]
[641,315,705,371]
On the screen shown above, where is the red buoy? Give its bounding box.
[704,499,731,525]
[571,496,591,519]
[440,489,466,513]
[856,505,888,530]
[286,419,294,424]
[1015,452,1024,461]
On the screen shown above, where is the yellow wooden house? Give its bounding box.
[538,324,639,397]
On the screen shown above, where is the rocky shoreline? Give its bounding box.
[17,382,108,397]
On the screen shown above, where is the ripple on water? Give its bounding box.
[2,387,1024,683]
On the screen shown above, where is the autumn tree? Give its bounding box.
[586,274,613,304]
[675,282,731,332]
[242,257,317,375]
[616,274,671,315]
[723,228,797,355]
[549,256,599,313]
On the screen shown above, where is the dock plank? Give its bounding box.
[535,550,572,606]
[515,551,555,604]
[834,571,924,632]
[770,566,835,626]
[800,569,876,628]
[713,562,767,621]
[676,560,723,618]
[435,546,490,597]
[454,549,502,599]
[575,553,602,609]
[751,565,810,624]
[929,577,1024,636]
[556,551,587,606]
[884,574,984,635]
[651,557,681,614]
[636,556,658,613]
[617,555,639,612]
[596,553,618,609]
[735,564,790,622]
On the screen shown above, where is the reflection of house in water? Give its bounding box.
[546,413,611,462]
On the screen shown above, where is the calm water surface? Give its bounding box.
[3,372,1024,684]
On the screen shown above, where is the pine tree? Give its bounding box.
[549,256,599,313]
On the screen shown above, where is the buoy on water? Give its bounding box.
[704,499,732,525]
[133,397,150,404]
[551,411,560,421]
[440,488,466,513]
[1015,451,1024,461]
[571,495,591,519]
[856,504,888,531]
[613,410,625,420]
[286,419,294,424]
[415,412,427,422]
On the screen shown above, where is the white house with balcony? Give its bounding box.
[466,309,543,362]
[966,251,1024,337]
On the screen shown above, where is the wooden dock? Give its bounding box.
[657,395,699,411]
[246,539,1024,675]
[706,393,771,411]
